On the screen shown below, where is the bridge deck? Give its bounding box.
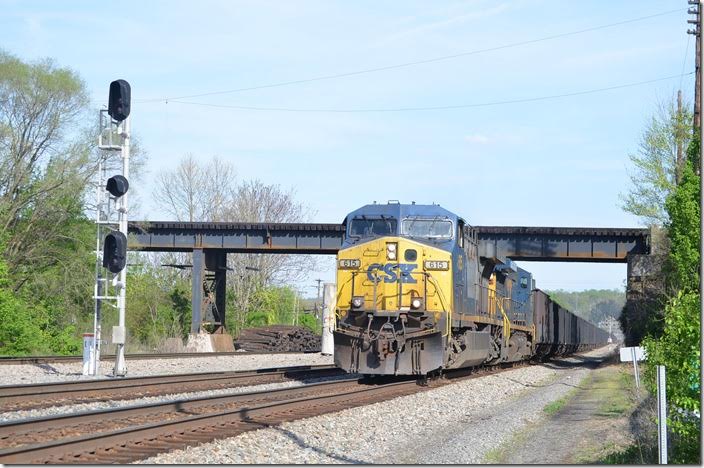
[127,222,649,262]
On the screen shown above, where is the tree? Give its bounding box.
[153,154,235,222]
[0,50,97,288]
[224,179,318,333]
[664,137,700,293]
[152,155,319,335]
[620,94,693,225]
[641,136,701,464]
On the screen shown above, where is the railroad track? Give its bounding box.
[0,350,318,366]
[0,365,340,412]
[0,365,520,464]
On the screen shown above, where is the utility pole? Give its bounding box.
[314,278,323,319]
[690,1,701,129]
[691,0,704,341]
[677,90,684,184]
[700,0,704,333]
[315,278,323,302]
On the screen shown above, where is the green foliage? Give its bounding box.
[245,311,269,328]
[620,96,693,224]
[664,159,700,292]
[544,289,624,324]
[297,312,320,334]
[238,286,320,335]
[639,133,701,464]
[642,291,701,464]
[0,257,50,355]
[126,261,192,349]
[0,242,81,355]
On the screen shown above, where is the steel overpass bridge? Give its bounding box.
[127,221,650,333]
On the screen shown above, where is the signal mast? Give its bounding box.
[93,80,131,377]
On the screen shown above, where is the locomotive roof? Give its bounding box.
[342,202,462,224]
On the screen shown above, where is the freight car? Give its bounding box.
[333,202,609,375]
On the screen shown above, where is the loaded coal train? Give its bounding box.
[333,202,609,375]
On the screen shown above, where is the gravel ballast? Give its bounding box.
[0,373,355,423]
[138,346,616,464]
[0,353,334,386]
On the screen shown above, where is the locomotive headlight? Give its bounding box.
[386,242,397,260]
[410,297,423,310]
[338,259,361,269]
[424,260,450,270]
[351,296,365,309]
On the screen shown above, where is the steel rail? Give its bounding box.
[0,377,362,443]
[0,365,528,464]
[0,365,339,410]
[0,350,318,365]
[0,377,375,464]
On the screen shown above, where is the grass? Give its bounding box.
[542,381,583,416]
[594,368,635,417]
[572,365,649,464]
[483,427,532,464]
[543,396,569,415]
[595,443,656,464]
[486,364,650,464]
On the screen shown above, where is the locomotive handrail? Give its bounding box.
[496,298,511,347]
[476,283,530,323]
[424,274,451,337]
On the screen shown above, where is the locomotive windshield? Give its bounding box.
[348,216,398,238]
[401,217,453,239]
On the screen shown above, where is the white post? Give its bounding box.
[82,333,96,375]
[657,365,668,464]
[113,116,130,377]
[321,283,336,356]
[632,347,640,391]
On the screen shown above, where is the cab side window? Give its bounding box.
[457,221,464,248]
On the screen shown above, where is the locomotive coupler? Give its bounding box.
[372,319,409,361]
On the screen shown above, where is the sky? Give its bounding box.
[0,0,694,293]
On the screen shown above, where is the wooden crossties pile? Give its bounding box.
[235,325,321,352]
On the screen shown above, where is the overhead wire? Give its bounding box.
[679,34,692,91]
[166,72,694,113]
[136,7,685,104]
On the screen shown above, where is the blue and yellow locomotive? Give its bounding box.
[333,202,607,375]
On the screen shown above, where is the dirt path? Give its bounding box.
[393,346,621,464]
[501,361,637,464]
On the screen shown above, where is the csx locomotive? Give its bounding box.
[333,202,608,375]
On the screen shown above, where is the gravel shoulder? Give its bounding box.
[137,345,618,464]
[499,359,638,464]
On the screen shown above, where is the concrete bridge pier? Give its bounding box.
[623,253,667,346]
[186,248,234,352]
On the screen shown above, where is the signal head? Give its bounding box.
[103,231,128,273]
[106,175,129,198]
[108,79,131,122]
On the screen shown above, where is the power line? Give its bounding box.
[137,7,685,104]
[167,72,694,113]
[680,33,692,91]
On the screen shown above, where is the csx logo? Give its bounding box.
[366,263,417,283]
